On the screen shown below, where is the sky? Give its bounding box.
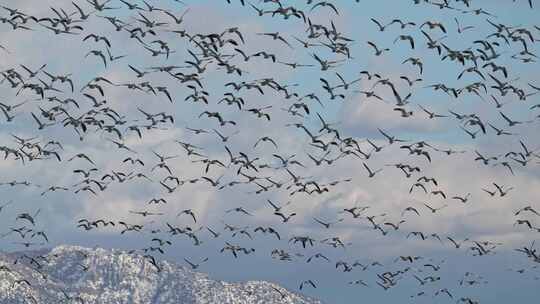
[0,0,539,303]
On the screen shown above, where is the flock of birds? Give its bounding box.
[0,0,539,303]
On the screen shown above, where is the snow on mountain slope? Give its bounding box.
[0,245,322,304]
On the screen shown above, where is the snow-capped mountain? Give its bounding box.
[0,245,322,304]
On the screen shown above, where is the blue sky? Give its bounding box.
[1,0,540,303]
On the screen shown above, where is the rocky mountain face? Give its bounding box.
[0,245,322,304]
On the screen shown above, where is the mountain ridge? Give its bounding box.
[0,245,322,304]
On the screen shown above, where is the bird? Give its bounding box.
[256,32,293,48]
[226,207,253,216]
[299,279,317,290]
[274,212,296,223]
[402,57,423,74]
[515,206,540,216]
[266,199,291,213]
[83,34,111,47]
[402,207,420,217]
[394,35,415,49]
[31,112,54,130]
[310,1,339,15]
[183,257,208,269]
[423,203,448,213]
[313,217,343,229]
[177,209,197,223]
[452,193,471,204]
[378,128,407,145]
[16,210,40,226]
[363,163,382,178]
[493,183,514,196]
[447,237,469,249]
[455,17,475,34]
[367,41,390,56]
[0,201,13,213]
[421,21,447,33]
